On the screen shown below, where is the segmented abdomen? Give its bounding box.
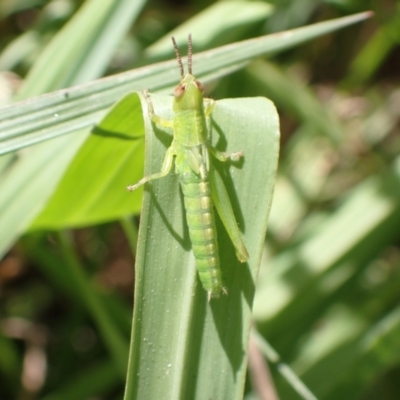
[180,178,222,297]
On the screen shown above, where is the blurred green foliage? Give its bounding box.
[0,0,399,399]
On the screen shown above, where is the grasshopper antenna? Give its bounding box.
[187,34,192,74]
[171,36,184,78]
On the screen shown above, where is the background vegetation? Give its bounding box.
[0,0,399,399]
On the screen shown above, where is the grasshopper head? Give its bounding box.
[171,35,205,112]
[173,73,204,112]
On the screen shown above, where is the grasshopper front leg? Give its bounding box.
[144,89,174,128]
[208,145,244,163]
[204,99,244,162]
[127,146,176,191]
[127,91,176,192]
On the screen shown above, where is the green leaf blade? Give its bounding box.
[31,93,146,229]
[0,12,371,156]
[124,95,280,399]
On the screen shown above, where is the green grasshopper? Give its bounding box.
[128,35,249,299]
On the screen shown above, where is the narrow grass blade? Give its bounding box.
[123,94,279,399]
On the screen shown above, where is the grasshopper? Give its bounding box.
[128,35,249,299]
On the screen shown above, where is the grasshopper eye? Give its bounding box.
[174,84,186,98]
[195,80,204,93]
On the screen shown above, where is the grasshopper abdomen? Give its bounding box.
[180,165,223,298]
